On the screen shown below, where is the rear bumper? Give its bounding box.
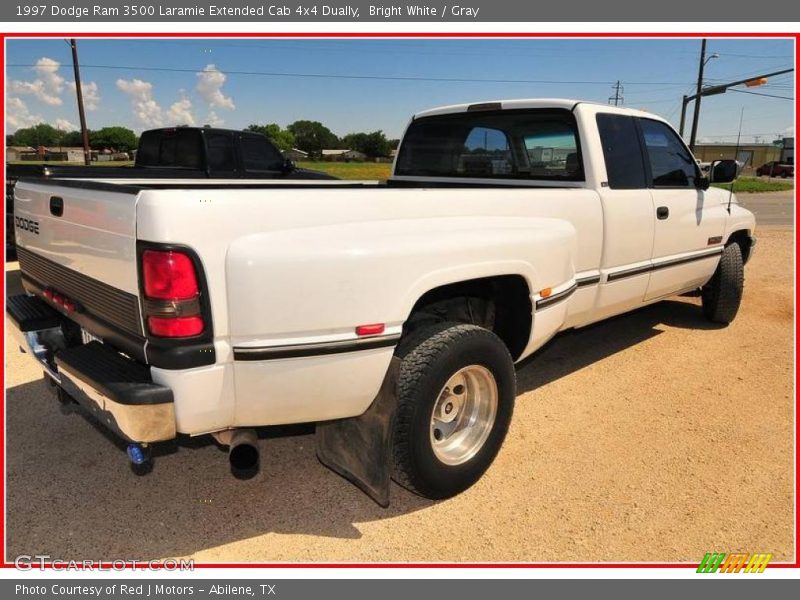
[7,294,176,443]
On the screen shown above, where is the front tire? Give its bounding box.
[702,243,744,324]
[392,322,515,500]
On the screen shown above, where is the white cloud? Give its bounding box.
[117,79,201,129]
[6,97,42,130]
[167,97,196,126]
[35,57,65,93]
[67,81,101,111]
[9,57,65,106]
[196,64,235,110]
[116,78,164,128]
[55,118,77,131]
[9,57,100,115]
[204,111,224,127]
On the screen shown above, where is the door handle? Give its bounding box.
[49,196,64,217]
[656,206,669,220]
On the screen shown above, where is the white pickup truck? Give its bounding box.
[8,99,755,506]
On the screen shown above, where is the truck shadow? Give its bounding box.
[5,297,716,561]
[4,377,433,562]
[516,297,720,394]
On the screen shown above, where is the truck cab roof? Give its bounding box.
[413,98,668,122]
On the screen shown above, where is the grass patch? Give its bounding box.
[712,177,794,193]
[297,161,392,180]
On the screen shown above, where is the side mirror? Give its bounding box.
[709,159,739,184]
[282,158,296,173]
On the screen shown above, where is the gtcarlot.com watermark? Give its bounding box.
[14,555,194,571]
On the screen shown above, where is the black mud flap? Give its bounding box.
[316,357,400,507]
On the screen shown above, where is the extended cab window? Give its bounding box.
[240,134,285,173]
[596,113,647,189]
[205,132,236,172]
[136,129,203,169]
[395,109,583,181]
[639,119,699,188]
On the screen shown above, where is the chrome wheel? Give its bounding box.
[429,365,498,466]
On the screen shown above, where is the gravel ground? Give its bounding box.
[4,225,794,564]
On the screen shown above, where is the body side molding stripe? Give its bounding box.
[575,274,601,287]
[234,334,401,361]
[606,247,723,282]
[535,283,578,310]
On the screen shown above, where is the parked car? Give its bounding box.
[8,99,755,506]
[756,161,794,178]
[5,127,334,257]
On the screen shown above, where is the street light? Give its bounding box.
[678,66,794,140]
[687,40,719,151]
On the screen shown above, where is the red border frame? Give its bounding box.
[0,30,797,571]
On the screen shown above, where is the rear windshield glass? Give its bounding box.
[395,109,583,181]
[136,129,203,169]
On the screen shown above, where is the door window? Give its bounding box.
[241,134,285,173]
[640,119,699,188]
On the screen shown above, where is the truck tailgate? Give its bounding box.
[13,180,142,337]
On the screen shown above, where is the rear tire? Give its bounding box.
[392,322,515,500]
[702,243,744,324]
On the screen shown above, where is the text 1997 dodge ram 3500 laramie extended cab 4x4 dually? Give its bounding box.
[8,99,755,506]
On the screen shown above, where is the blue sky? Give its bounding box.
[5,38,795,143]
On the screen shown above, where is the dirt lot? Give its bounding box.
[4,224,794,564]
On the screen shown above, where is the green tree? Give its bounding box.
[9,123,63,147]
[245,123,296,152]
[61,130,86,147]
[90,126,138,151]
[287,120,339,157]
[342,130,391,158]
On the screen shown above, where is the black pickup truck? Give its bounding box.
[6,126,333,256]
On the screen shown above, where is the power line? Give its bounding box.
[728,88,794,100]
[6,62,702,86]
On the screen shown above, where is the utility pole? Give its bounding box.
[688,39,708,151]
[69,39,91,166]
[679,95,689,137]
[608,81,624,106]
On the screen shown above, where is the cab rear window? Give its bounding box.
[395,109,583,181]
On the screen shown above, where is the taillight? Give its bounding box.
[147,315,204,337]
[141,248,205,338]
[142,250,199,300]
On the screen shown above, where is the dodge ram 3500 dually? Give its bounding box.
[7,99,755,506]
